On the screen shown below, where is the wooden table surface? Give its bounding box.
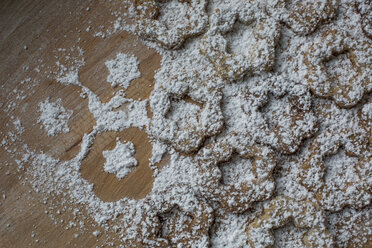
[0,1,371,247]
[0,0,162,246]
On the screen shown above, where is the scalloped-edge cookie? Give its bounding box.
[125,188,213,247]
[148,47,226,154]
[130,0,208,49]
[245,196,334,248]
[298,127,371,211]
[195,133,276,213]
[198,15,281,81]
[355,0,372,39]
[358,99,372,145]
[303,28,372,108]
[242,75,317,154]
[267,0,337,35]
[149,84,224,154]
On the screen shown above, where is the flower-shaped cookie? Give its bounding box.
[242,75,317,154]
[149,53,224,154]
[128,188,213,247]
[246,196,334,248]
[130,0,208,49]
[149,85,224,154]
[298,127,371,211]
[267,0,338,35]
[355,0,372,39]
[195,133,276,213]
[303,28,372,108]
[199,2,281,81]
[359,99,372,145]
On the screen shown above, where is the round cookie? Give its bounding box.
[130,0,209,49]
[245,196,334,248]
[303,28,372,108]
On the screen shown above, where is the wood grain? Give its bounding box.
[0,0,161,246]
[0,0,370,247]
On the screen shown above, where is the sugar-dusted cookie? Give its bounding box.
[195,133,276,213]
[126,187,213,247]
[153,189,214,247]
[199,1,281,81]
[242,75,317,154]
[298,127,371,211]
[148,49,225,154]
[303,28,372,108]
[355,0,372,39]
[149,87,224,154]
[246,196,334,248]
[358,99,372,145]
[267,0,337,35]
[130,0,208,49]
[149,71,224,153]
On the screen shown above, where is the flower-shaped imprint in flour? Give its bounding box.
[242,76,317,154]
[199,3,281,81]
[130,0,208,49]
[195,133,276,213]
[149,73,224,154]
[303,28,372,108]
[267,0,337,35]
[298,127,372,211]
[127,187,213,247]
[245,196,334,248]
[355,0,372,39]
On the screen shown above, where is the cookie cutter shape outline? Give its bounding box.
[131,0,209,49]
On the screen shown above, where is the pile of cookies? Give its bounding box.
[123,0,371,247]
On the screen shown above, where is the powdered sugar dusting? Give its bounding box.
[37,98,73,136]
[105,53,141,89]
[3,0,370,247]
[103,140,138,179]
